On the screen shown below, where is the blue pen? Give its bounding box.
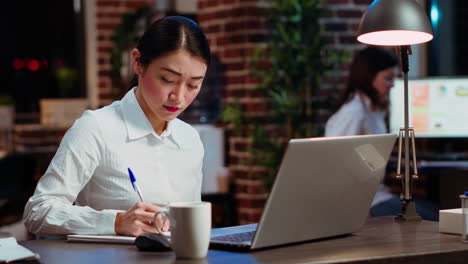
[128,168,145,202]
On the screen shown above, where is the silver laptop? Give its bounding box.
[210,133,397,250]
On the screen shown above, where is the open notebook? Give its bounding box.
[67,232,170,244]
[0,237,40,263]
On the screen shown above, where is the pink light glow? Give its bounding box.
[28,60,40,71]
[357,30,433,46]
[13,59,25,70]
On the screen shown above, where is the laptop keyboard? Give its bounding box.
[211,231,255,243]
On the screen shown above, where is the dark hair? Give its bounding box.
[130,16,211,88]
[338,46,398,110]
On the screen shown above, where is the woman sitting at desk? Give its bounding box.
[325,46,397,137]
[23,16,211,236]
[325,47,438,221]
[325,46,399,216]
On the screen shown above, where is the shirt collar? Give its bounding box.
[120,87,187,149]
[355,93,384,114]
[355,93,372,110]
[163,119,184,148]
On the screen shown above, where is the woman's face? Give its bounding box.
[372,67,397,98]
[133,49,207,131]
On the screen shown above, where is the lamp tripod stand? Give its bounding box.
[394,45,421,221]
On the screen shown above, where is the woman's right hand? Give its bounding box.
[114,202,170,236]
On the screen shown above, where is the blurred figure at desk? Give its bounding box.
[325,47,438,221]
[325,46,397,137]
[23,16,211,236]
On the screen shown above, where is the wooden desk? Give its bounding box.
[20,217,468,264]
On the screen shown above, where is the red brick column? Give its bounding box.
[318,0,373,122]
[324,0,372,48]
[198,0,270,224]
[95,0,154,106]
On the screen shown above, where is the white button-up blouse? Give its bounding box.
[23,88,204,236]
[325,93,387,136]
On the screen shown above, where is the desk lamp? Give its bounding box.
[357,0,433,221]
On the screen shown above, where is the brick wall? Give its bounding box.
[319,0,373,120]
[324,0,372,49]
[95,0,154,106]
[198,0,271,224]
[198,0,373,224]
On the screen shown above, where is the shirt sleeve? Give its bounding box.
[23,111,122,236]
[325,107,367,137]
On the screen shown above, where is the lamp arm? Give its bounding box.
[400,45,411,201]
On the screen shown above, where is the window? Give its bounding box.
[0,0,85,115]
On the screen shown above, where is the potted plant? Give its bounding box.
[223,0,347,189]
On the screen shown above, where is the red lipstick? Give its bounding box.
[164,106,180,112]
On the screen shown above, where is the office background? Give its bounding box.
[1,0,468,239]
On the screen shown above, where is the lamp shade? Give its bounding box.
[357,0,433,46]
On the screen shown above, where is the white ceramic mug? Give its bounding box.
[154,202,211,259]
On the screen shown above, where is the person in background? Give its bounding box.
[325,46,397,137]
[23,16,211,236]
[325,46,438,221]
